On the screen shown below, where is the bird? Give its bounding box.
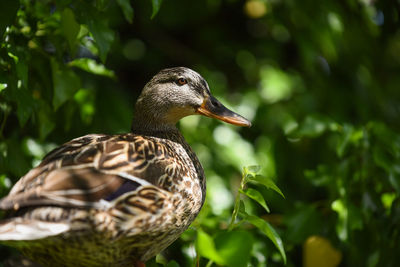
[0,67,251,267]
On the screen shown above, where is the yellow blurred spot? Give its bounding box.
[303,235,342,267]
[28,40,38,49]
[20,26,31,34]
[244,0,267,19]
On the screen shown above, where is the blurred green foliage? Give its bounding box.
[1,0,400,266]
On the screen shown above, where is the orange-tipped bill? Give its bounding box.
[196,96,251,127]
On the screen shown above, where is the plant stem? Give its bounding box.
[228,169,246,230]
[205,260,214,267]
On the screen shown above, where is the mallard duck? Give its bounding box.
[0,67,251,266]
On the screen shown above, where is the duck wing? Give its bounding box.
[0,133,180,211]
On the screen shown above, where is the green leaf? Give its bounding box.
[304,165,332,186]
[51,60,81,110]
[196,230,224,265]
[5,86,34,126]
[336,124,364,158]
[0,174,11,196]
[151,0,163,19]
[373,146,392,172]
[166,260,180,267]
[285,204,322,243]
[291,114,339,138]
[197,230,254,267]
[74,88,95,123]
[38,107,55,140]
[331,199,347,241]
[61,8,80,54]
[68,58,115,78]
[116,0,134,23]
[87,18,115,62]
[7,52,18,63]
[0,83,7,92]
[241,212,286,264]
[388,173,400,194]
[16,59,28,88]
[3,138,31,177]
[246,174,285,199]
[243,165,261,178]
[214,231,254,267]
[239,188,270,213]
[0,0,19,38]
[95,0,109,11]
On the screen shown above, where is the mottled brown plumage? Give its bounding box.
[0,67,250,266]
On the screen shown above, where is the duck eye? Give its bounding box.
[177,78,188,86]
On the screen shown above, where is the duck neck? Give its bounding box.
[131,117,177,135]
[131,113,186,145]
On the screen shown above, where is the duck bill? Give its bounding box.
[196,96,251,127]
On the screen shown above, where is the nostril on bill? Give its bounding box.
[211,98,221,107]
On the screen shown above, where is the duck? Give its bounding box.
[0,67,251,267]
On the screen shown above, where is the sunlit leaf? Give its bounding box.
[116,0,134,23]
[0,175,11,195]
[246,174,285,199]
[239,188,270,213]
[381,192,396,212]
[7,52,18,63]
[151,0,163,19]
[0,83,7,92]
[331,199,347,241]
[196,230,224,265]
[241,211,286,264]
[23,138,45,158]
[68,58,115,78]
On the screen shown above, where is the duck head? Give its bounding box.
[132,67,251,132]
